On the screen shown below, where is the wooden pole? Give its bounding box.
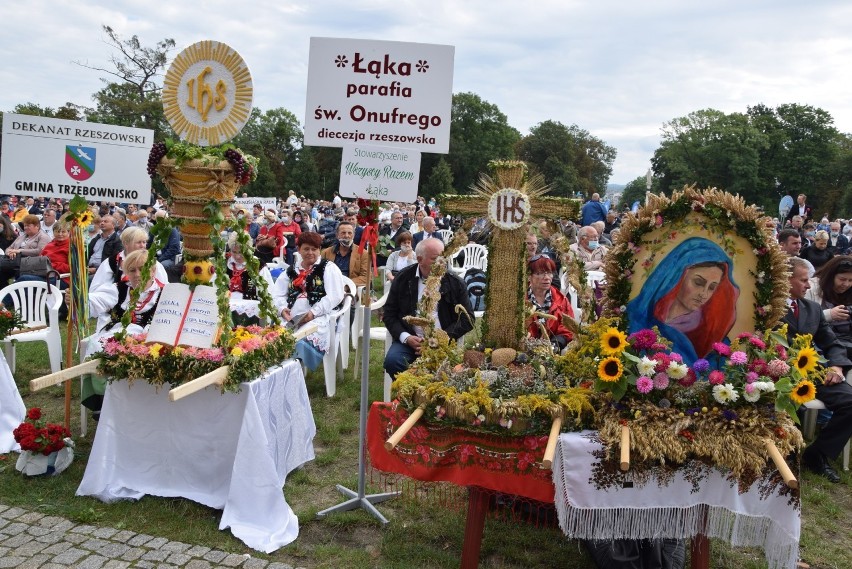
[620,424,630,471]
[764,439,798,489]
[541,416,563,469]
[30,359,101,391]
[168,366,230,401]
[384,405,426,450]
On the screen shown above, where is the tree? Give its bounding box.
[651,104,846,214]
[80,26,175,136]
[231,107,303,198]
[423,92,519,194]
[11,102,83,121]
[420,158,454,199]
[515,120,616,198]
[621,176,653,210]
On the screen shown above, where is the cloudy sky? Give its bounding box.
[1,0,849,185]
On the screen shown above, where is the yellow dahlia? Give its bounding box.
[790,379,817,405]
[598,356,623,383]
[794,347,819,376]
[600,327,628,355]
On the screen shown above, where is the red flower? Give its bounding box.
[26,408,42,421]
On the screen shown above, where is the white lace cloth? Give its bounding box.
[77,360,316,553]
[553,431,800,569]
[229,294,262,318]
[0,352,25,453]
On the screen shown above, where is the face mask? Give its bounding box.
[339,239,353,248]
[400,244,412,253]
[805,231,815,238]
[282,217,290,224]
[831,231,840,238]
[259,218,269,226]
[587,240,599,250]
[237,213,245,220]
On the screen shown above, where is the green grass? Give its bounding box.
[1,328,851,568]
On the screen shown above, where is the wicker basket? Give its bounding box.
[156,158,238,257]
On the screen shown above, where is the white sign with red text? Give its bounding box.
[304,38,454,154]
[0,113,153,204]
[338,144,421,202]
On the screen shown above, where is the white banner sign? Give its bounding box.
[338,144,421,202]
[0,114,153,204]
[304,38,454,153]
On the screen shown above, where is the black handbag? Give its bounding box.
[19,256,53,278]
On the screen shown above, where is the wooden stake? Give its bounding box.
[541,416,563,469]
[765,439,798,489]
[385,405,426,450]
[620,424,630,471]
[30,359,101,391]
[168,366,230,401]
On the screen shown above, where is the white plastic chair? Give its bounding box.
[437,229,454,243]
[321,286,352,397]
[448,243,488,277]
[336,277,357,373]
[1,281,62,374]
[802,374,851,471]
[351,287,394,402]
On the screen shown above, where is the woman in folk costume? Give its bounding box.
[272,231,344,371]
[80,249,166,417]
[89,226,169,292]
[226,232,274,326]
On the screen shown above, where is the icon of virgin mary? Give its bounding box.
[626,237,739,365]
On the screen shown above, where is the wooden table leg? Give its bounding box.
[690,504,710,569]
[460,486,489,569]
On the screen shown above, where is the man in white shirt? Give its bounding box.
[40,208,57,239]
[568,225,607,271]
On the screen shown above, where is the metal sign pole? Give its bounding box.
[317,244,399,523]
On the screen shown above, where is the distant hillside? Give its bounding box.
[607,183,626,192]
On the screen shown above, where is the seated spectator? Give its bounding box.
[227,233,274,326]
[0,214,51,284]
[527,254,574,352]
[40,208,58,239]
[87,215,122,278]
[255,210,283,265]
[321,221,369,288]
[0,215,17,251]
[800,230,834,270]
[567,225,607,271]
[272,231,345,371]
[385,231,416,282]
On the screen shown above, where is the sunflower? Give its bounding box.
[597,356,623,383]
[600,327,628,355]
[790,379,817,405]
[76,210,94,228]
[793,346,819,376]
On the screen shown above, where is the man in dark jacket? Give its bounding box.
[783,257,852,483]
[87,215,123,277]
[383,238,474,378]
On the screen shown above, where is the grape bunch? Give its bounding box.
[224,148,253,186]
[147,142,168,178]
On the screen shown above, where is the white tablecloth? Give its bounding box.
[230,294,262,319]
[0,352,25,454]
[77,360,315,553]
[553,431,800,569]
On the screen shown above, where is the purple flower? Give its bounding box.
[729,351,748,365]
[636,376,653,394]
[692,359,710,373]
[745,371,759,383]
[722,409,739,422]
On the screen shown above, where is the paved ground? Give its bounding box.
[0,503,306,569]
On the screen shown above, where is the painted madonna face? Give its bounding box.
[674,265,724,315]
